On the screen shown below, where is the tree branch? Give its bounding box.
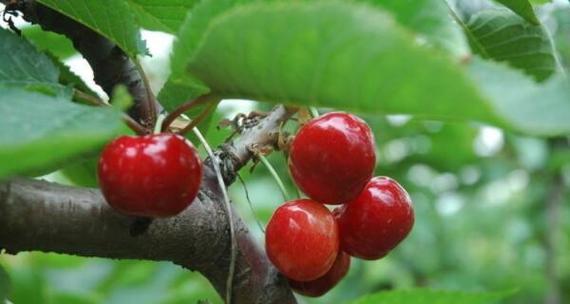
[218,106,295,185]
[2,0,161,129]
[1,1,299,302]
[0,106,296,303]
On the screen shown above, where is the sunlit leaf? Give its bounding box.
[0,88,127,178]
[37,0,147,57]
[126,0,199,33]
[463,9,557,81]
[171,0,570,136]
[492,0,539,24]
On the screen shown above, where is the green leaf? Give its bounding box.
[492,0,539,24]
[156,0,223,141]
[0,265,9,302]
[126,0,199,33]
[463,9,557,81]
[157,74,209,112]
[0,88,128,179]
[350,288,512,304]
[111,85,134,111]
[172,0,570,136]
[60,158,99,187]
[22,25,76,60]
[468,58,570,136]
[183,1,498,121]
[163,0,464,106]
[0,28,64,94]
[36,0,147,57]
[365,0,465,53]
[159,0,236,108]
[45,53,100,98]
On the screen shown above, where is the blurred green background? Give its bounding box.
[1,0,570,303]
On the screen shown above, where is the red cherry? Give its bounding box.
[265,199,339,281]
[289,112,375,204]
[337,177,414,260]
[97,133,202,218]
[288,251,351,297]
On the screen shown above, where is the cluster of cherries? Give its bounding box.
[96,110,414,299]
[266,112,414,297]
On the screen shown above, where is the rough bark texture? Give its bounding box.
[0,1,298,302]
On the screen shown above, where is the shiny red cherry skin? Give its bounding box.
[337,176,414,260]
[265,199,339,281]
[288,251,351,297]
[289,112,375,204]
[98,133,202,218]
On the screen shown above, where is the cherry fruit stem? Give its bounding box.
[192,127,237,304]
[161,94,218,133]
[258,154,290,202]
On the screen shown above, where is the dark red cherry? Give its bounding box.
[288,251,351,297]
[265,199,339,281]
[337,176,414,260]
[289,112,375,204]
[98,133,202,218]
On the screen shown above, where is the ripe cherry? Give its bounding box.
[289,112,375,204]
[265,199,339,281]
[288,251,351,297]
[98,133,202,218]
[337,177,414,260]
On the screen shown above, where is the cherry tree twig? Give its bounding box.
[192,127,237,304]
